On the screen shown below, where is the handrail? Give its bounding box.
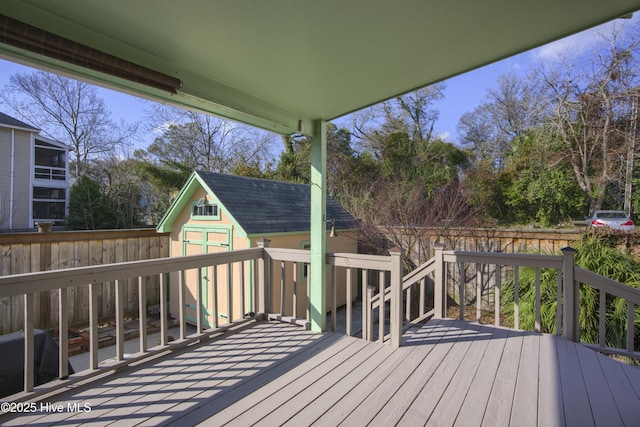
[443,250,563,269]
[0,248,263,297]
[403,257,435,288]
[574,267,640,305]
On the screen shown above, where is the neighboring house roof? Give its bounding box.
[157,171,357,235]
[0,112,39,131]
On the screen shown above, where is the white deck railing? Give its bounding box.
[1,242,638,402]
[0,247,267,402]
[0,241,400,402]
[401,245,640,360]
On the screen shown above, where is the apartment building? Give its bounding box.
[0,112,69,230]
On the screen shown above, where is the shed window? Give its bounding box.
[192,203,219,219]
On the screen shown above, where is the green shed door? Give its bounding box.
[181,226,232,328]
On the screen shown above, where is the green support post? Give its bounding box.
[310,119,327,332]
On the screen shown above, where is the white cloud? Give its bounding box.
[532,32,598,61]
[529,13,640,62]
[436,131,451,141]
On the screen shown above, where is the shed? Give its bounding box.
[157,171,358,327]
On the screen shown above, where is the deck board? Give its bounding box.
[537,334,565,427]
[453,325,509,427]
[400,322,490,424]
[2,319,639,426]
[574,342,624,427]
[556,333,594,426]
[368,320,472,426]
[481,330,524,426]
[425,322,495,426]
[509,333,540,427]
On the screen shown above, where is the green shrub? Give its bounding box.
[501,237,640,351]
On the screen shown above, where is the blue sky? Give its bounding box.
[1,12,638,150]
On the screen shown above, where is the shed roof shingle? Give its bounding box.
[196,171,357,235]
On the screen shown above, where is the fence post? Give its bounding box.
[562,247,578,342]
[389,247,404,347]
[434,244,446,318]
[257,238,271,314]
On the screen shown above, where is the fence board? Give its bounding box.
[0,229,169,333]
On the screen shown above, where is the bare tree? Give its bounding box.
[144,106,278,174]
[1,71,138,178]
[355,178,483,271]
[351,83,446,156]
[539,20,640,212]
[458,71,545,171]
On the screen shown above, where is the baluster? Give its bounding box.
[212,265,218,328]
[116,279,125,360]
[226,263,232,322]
[535,268,541,332]
[240,261,246,318]
[159,273,168,347]
[138,276,147,353]
[178,270,186,339]
[292,262,297,319]
[362,269,368,339]
[367,284,374,341]
[495,265,501,327]
[514,267,520,330]
[379,270,385,343]
[59,287,69,378]
[599,290,606,347]
[556,272,563,336]
[419,277,426,318]
[627,302,635,353]
[346,267,352,336]
[405,287,411,322]
[196,267,203,333]
[280,261,286,315]
[476,263,482,323]
[331,264,337,333]
[24,293,34,392]
[459,263,465,321]
[89,282,99,368]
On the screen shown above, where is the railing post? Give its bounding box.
[562,247,578,342]
[257,238,271,314]
[389,247,404,347]
[434,244,446,318]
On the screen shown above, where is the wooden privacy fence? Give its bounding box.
[0,229,169,334]
[406,227,583,262]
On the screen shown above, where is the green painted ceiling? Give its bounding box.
[1,0,639,136]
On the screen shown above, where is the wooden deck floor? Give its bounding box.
[2,319,640,426]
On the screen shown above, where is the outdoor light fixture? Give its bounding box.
[327,219,337,237]
[196,196,208,207]
[0,14,183,94]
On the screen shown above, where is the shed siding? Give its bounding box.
[166,184,358,326]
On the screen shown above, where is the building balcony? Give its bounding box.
[34,166,66,182]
